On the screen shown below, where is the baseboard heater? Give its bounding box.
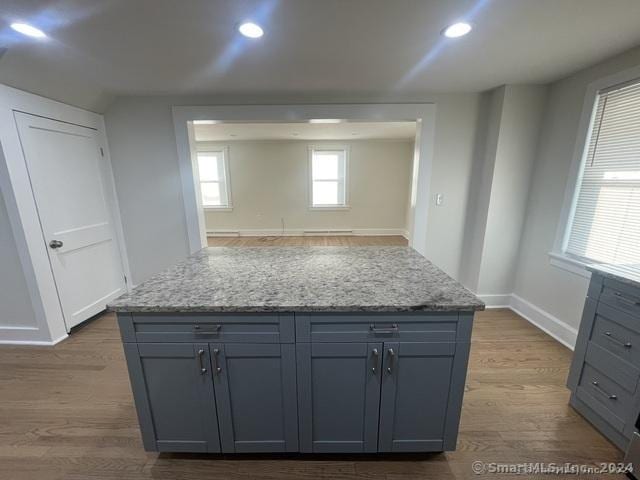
[303,229,353,236]
[207,229,356,237]
[207,230,240,237]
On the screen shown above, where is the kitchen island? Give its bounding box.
[109,246,484,454]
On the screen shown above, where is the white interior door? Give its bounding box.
[15,112,126,330]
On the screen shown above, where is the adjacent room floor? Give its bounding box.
[0,311,622,479]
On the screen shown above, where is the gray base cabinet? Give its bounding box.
[296,342,382,453]
[213,343,299,452]
[123,343,221,452]
[568,273,640,450]
[378,342,456,452]
[118,311,474,454]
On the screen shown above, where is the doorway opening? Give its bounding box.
[187,120,416,248]
[172,104,435,255]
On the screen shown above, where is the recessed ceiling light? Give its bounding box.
[309,119,342,124]
[442,22,472,38]
[238,22,264,38]
[193,120,217,125]
[10,22,46,38]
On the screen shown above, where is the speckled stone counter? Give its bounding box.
[108,246,484,313]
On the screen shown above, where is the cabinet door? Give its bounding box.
[297,342,382,453]
[378,342,455,452]
[211,343,298,453]
[123,343,221,452]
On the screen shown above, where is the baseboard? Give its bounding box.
[477,294,512,308]
[207,228,409,238]
[509,294,577,350]
[473,292,578,350]
[0,333,68,346]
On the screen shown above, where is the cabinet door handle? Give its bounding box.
[212,348,222,374]
[193,324,222,335]
[592,380,617,400]
[603,331,632,349]
[386,348,395,374]
[370,324,399,334]
[371,348,379,373]
[197,349,207,375]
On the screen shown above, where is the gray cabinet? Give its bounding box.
[211,343,299,453]
[378,342,456,452]
[296,342,382,453]
[123,343,221,452]
[119,312,474,454]
[568,272,640,450]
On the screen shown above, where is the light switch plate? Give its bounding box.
[435,193,444,206]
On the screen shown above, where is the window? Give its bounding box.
[564,79,640,266]
[196,149,231,209]
[309,146,348,208]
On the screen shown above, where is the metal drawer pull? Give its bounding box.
[212,348,222,374]
[603,331,632,349]
[371,348,379,373]
[370,324,399,334]
[197,349,207,375]
[592,380,617,400]
[613,292,640,306]
[193,324,222,335]
[387,348,395,374]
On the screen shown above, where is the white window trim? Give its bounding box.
[308,144,350,210]
[194,145,233,211]
[550,64,640,277]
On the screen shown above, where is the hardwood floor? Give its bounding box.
[207,235,409,247]
[0,309,623,479]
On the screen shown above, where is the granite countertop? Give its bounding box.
[587,263,640,289]
[108,246,485,313]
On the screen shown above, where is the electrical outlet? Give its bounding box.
[435,193,444,206]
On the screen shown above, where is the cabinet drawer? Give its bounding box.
[130,313,294,343]
[576,362,635,433]
[600,280,640,320]
[296,313,460,343]
[592,303,640,367]
[584,341,639,393]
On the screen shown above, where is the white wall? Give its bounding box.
[201,139,412,234]
[458,88,505,291]
[513,46,640,334]
[477,85,548,296]
[0,192,38,329]
[105,93,481,283]
[458,85,547,300]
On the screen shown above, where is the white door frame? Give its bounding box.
[172,104,436,255]
[0,84,131,345]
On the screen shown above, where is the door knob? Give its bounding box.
[49,240,64,249]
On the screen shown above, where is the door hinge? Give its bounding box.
[99,147,104,157]
[123,275,128,285]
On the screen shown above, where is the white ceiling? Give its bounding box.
[1,0,640,112]
[193,122,417,141]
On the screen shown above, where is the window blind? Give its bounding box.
[566,79,640,265]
